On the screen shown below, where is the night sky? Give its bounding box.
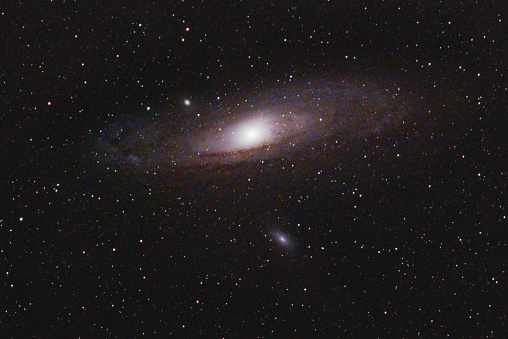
[1,1,506,337]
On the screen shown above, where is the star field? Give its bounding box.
[1,1,505,337]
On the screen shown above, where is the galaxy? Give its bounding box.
[270,230,295,250]
[3,1,504,337]
[91,78,413,173]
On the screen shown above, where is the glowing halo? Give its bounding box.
[233,118,273,149]
[199,115,279,154]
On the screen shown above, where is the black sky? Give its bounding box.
[1,1,506,337]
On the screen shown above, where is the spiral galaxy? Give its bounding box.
[91,77,414,172]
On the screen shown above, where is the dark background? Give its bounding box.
[1,0,506,337]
